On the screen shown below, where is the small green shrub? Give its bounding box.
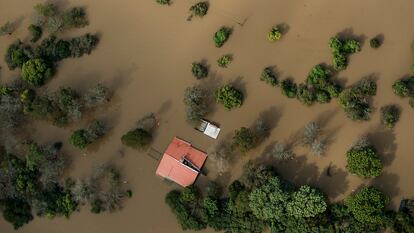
[280,79,297,98]
[63,7,89,28]
[217,55,232,68]
[316,90,331,103]
[392,79,412,97]
[156,0,170,5]
[21,58,53,87]
[296,84,315,105]
[213,26,232,48]
[232,127,257,153]
[121,128,152,149]
[183,85,210,122]
[0,22,15,36]
[190,1,209,17]
[370,37,381,48]
[260,67,278,86]
[267,27,282,42]
[380,105,401,129]
[70,121,106,150]
[28,24,42,42]
[191,62,208,79]
[329,36,360,71]
[215,85,243,110]
[5,41,32,70]
[346,143,382,178]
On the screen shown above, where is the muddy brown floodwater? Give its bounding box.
[1,0,414,232]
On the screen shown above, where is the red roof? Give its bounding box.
[156,137,207,187]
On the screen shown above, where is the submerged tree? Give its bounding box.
[346,137,382,178]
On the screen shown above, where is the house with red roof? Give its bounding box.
[155,137,207,187]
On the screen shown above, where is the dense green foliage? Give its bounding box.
[380,105,401,129]
[21,58,53,87]
[121,128,152,149]
[329,36,360,70]
[280,79,297,98]
[370,37,381,48]
[286,185,327,218]
[393,76,414,98]
[69,121,106,150]
[28,24,43,43]
[5,41,32,70]
[215,85,243,110]
[62,7,89,28]
[267,26,282,42]
[232,127,257,153]
[190,1,209,17]
[346,141,382,178]
[260,67,278,86]
[217,54,232,68]
[0,22,15,36]
[345,187,388,224]
[338,79,377,120]
[183,85,210,122]
[191,62,208,79]
[156,0,170,5]
[213,26,232,48]
[0,199,33,229]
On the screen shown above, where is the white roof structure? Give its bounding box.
[196,119,221,139]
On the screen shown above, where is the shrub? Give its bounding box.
[63,7,88,28]
[5,41,32,69]
[183,85,209,121]
[215,85,243,110]
[190,1,209,17]
[69,33,99,57]
[346,143,382,178]
[69,129,89,150]
[380,105,401,129]
[286,185,327,218]
[156,0,170,5]
[370,37,381,48]
[302,122,320,146]
[316,90,331,103]
[232,127,257,153]
[296,84,316,105]
[21,58,53,87]
[0,199,33,229]
[329,36,360,71]
[70,121,106,150]
[345,186,389,224]
[121,128,152,149]
[267,27,282,42]
[280,79,297,98]
[307,65,330,88]
[34,3,58,17]
[353,78,377,96]
[213,27,232,48]
[28,24,42,42]
[217,55,232,68]
[267,142,294,160]
[392,79,412,97]
[0,22,15,36]
[83,84,111,108]
[260,67,278,86]
[191,62,208,79]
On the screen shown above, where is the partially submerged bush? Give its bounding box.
[260,67,278,86]
[280,79,297,98]
[213,26,232,48]
[28,24,43,43]
[121,128,152,149]
[370,37,381,48]
[392,77,414,98]
[217,55,232,68]
[0,22,15,36]
[191,62,208,79]
[215,85,243,110]
[190,1,209,17]
[380,105,401,129]
[267,26,282,42]
[5,41,33,70]
[183,85,210,122]
[346,139,382,178]
[70,121,106,150]
[329,36,360,71]
[156,0,170,5]
[21,58,53,87]
[232,127,257,153]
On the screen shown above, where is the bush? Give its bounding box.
[70,121,106,150]
[392,79,412,97]
[63,7,88,28]
[69,33,99,57]
[260,67,278,86]
[232,127,257,153]
[370,37,381,48]
[296,84,316,105]
[217,55,232,68]
[191,62,208,79]
[5,41,32,70]
[156,0,170,5]
[69,129,89,150]
[121,128,152,149]
[190,1,209,17]
[353,78,377,96]
[83,84,111,108]
[346,143,382,178]
[329,36,360,71]
[316,90,331,103]
[267,27,282,42]
[280,79,297,98]
[0,199,33,229]
[307,65,330,88]
[183,85,209,121]
[380,105,401,129]
[213,27,232,48]
[34,3,58,17]
[215,85,243,110]
[345,186,389,224]
[21,58,53,87]
[28,24,42,42]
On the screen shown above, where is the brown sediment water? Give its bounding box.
[1,0,414,232]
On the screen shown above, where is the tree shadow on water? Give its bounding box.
[366,126,397,167]
[370,172,400,209]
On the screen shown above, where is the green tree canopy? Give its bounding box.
[346,144,382,178]
[232,127,257,153]
[215,85,243,110]
[21,58,53,87]
[286,185,327,218]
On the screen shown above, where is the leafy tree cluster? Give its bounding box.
[302,122,326,156]
[69,121,106,150]
[191,62,208,79]
[370,36,382,49]
[392,76,414,109]
[28,24,43,43]
[346,138,382,178]
[260,67,278,86]
[190,1,209,17]
[213,26,232,48]
[215,85,243,110]
[338,78,377,121]
[217,54,232,68]
[156,0,170,5]
[0,21,16,36]
[329,36,360,70]
[24,84,111,127]
[183,85,210,122]
[232,127,257,153]
[121,113,156,149]
[380,105,401,129]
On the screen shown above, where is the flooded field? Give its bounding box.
[1,0,414,232]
